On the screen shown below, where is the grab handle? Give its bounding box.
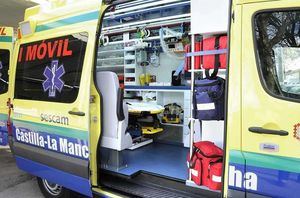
[68,110,85,116]
[249,127,289,136]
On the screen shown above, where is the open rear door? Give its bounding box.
[10,33,92,196]
[0,27,13,146]
[7,1,110,197]
[241,1,300,197]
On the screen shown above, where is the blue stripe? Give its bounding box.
[0,132,8,146]
[229,163,300,198]
[13,126,89,160]
[36,11,99,32]
[186,49,228,57]
[0,36,12,42]
[15,156,92,197]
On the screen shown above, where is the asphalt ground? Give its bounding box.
[0,146,89,198]
[0,146,43,198]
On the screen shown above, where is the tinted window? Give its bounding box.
[0,49,9,94]
[15,33,88,103]
[255,11,300,100]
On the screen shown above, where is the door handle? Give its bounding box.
[68,110,85,116]
[249,127,289,136]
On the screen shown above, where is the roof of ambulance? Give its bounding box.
[24,0,102,22]
[24,0,283,22]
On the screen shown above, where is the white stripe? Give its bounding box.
[197,103,215,110]
[191,169,198,177]
[212,175,222,183]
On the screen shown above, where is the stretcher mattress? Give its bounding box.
[127,102,164,114]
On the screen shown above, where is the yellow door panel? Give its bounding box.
[0,27,13,146]
[242,0,300,159]
[224,4,244,197]
[8,1,103,195]
[239,0,300,197]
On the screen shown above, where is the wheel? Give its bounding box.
[37,177,71,198]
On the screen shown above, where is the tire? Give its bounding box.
[37,177,71,198]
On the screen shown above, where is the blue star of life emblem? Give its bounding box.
[43,60,65,98]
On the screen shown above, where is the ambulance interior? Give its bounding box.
[96,0,227,194]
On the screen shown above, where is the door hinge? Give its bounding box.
[90,95,96,103]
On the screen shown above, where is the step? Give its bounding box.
[100,172,219,198]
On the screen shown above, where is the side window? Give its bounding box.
[254,11,300,100]
[0,49,9,94]
[15,33,88,103]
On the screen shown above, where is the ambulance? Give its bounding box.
[6,0,300,198]
[0,27,13,146]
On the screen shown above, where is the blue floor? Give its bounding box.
[114,143,189,181]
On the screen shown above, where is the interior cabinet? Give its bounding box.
[125,86,192,147]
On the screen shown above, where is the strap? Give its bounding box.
[214,36,221,70]
[188,146,198,168]
[205,36,221,79]
[189,146,223,168]
[210,158,223,164]
[205,69,218,79]
[185,49,227,57]
[200,39,203,70]
[194,147,223,159]
[192,77,198,119]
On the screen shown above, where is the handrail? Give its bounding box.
[104,1,190,20]
[102,14,190,34]
[107,0,190,16]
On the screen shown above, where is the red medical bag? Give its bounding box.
[202,36,227,70]
[184,42,202,71]
[208,161,223,190]
[194,42,202,70]
[188,141,223,190]
[184,44,191,72]
[187,154,202,185]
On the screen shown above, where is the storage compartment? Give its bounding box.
[97,0,226,196]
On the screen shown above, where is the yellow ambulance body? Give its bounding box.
[0,27,13,146]
[7,0,300,197]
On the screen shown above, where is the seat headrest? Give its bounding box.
[97,71,119,88]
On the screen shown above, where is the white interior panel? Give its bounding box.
[191,0,229,35]
[201,121,224,149]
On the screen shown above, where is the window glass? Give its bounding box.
[0,49,9,94]
[15,33,88,103]
[254,11,300,100]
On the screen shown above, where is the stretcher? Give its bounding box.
[127,102,164,135]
